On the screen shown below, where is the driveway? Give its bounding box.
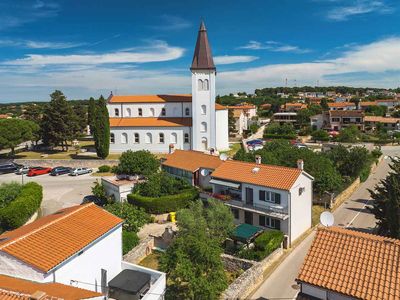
[0,172,97,216]
[250,145,400,300]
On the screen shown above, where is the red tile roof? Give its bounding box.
[162,149,224,172]
[0,275,102,300]
[329,110,364,118]
[109,94,192,103]
[211,160,304,190]
[0,203,123,273]
[328,102,356,108]
[227,105,256,110]
[364,116,400,124]
[109,117,192,127]
[297,227,400,299]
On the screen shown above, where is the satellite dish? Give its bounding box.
[320,211,334,227]
[200,169,209,177]
[219,153,228,161]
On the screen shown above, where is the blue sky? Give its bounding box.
[1,0,400,102]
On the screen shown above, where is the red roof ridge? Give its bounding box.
[0,203,95,250]
[227,159,302,172]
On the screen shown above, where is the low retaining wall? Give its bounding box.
[123,236,154,264]
[14,159,118,168]
[221,254,254,273]
[331,177,361,211]
[221,246,284,300]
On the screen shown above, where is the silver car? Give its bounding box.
[15,166,30,175]
[70,167,93,176]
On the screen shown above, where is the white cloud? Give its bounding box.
[214,55,259,65]
[2,41,185,66]
[0,39,83,49]
[238,40,311,53]
[326,0,394,21]
[151,15,191,31]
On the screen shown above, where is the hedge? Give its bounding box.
[0,182,43,231]
[263,133,296,140]
[128,188,199,214]
[98,165,111,173]
[122,230,139,255]
[238,230,283,261]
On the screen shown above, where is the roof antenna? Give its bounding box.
[320,211,334,227]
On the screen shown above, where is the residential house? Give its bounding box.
[280,103,307,112]
[310,113,329,130]
[0,274,103,300]
[162,150,314,246]
[327,102,357,111]
[228,103,257,118]
[364,116,400,131]
[272,112,298,125]
[296,227,400,300]
[228,104,257,134]
[0,203,166,300]
[359,101,378,110]
[328,110,364,131]
[376,99,400,110]
[260,103,272,111]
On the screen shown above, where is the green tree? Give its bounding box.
[0,119,39,155]
[93,96,110,158]
[320,98,329,110]
[160,200,232,299]
[264,123,296,139]
[133,172,190,197]
[337,125,361,143]
[91,181,114,206]
[326,145,370,178]
[115,150,160,176]
[87,97,96,130]
[228,109,237,134]
[104,202,150,232]
[41,90,78,151]
[368,159,400,238]
[311,129,330,142]
[72,103,88,134]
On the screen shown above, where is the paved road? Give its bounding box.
[251,146,400,300]
[0,172,97,216]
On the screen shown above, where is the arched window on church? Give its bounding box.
[201,105,206,115]
[150,108,155,117]
[145,132,152,144]
[138,108,143,116]
[198,79,204,91]
[134,133,139,143]
[161,108,166,116]
[114,108,120,117]
[126,108,132,117]
[201,137,208,150]
[171,132,177,144]
[121,133,128,144]
[185,107,190,116]
[201,122,207,133]
[159,133,165,143]
[184,133,190,143]
[203,79,209,91]
[110,133,115,144]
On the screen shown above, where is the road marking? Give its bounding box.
[345,198,372,228]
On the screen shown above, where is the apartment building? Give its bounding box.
[329,110,364,131]
[364,116,400,131]
[327,102,357,111]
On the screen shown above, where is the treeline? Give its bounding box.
[254,86,399,96]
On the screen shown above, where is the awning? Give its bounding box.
[231,224,264,243]
[209,178,240,189]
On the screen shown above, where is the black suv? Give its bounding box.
[0,162,22,175]
[50,166,72,176]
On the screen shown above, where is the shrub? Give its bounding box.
[238,230,283,261]
[122,230,139,255]
[105,202,151,232]
[0,182,23,209]
[0,182,42,230]
[114,150,159,176]
[98,165,111,173]
[128,188,199,214]
[371,148,383,158]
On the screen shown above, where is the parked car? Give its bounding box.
[0,162,23,175]
[70,167,93,176]
[15,166,30,175]
[27,167,52,177]
[294,143,308,149]
[82,195,106,206]
[246,139,264,146]
[248,144,264,151]
[50,166,72,176]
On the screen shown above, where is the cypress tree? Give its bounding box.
[87,97,96,134]
[94,95,110,159]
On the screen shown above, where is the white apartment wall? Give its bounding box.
[301,283,328,299]
[247,108,257,118]
[110,127,191,153]
[107,102,192,118]
[289,173,312,243]
[241,183,289,211]
[216,109,229,150]
[191,70,216,151]
[43,226,123,293]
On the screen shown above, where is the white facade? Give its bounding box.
[108,102,192,118]
[216,109,229,150]
[102,177,135,202]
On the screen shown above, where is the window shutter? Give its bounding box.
[275,219,281,230]
[275,193,281,204]
[259,215,265,226]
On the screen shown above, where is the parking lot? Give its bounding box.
[0,171,97,216]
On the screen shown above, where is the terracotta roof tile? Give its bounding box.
[297,227,400,299]
[109,117,192,127]
[328,102,357,108]
[329,110,364,117]
[0,275,101,300]
[162,149,224,172]
[359,101,378,107]
[109,94,191,103]
[227,105,256,110]
[364,116,400,124]
[0,203,123,273]
[211,160,303,190]
[215,103,227,110]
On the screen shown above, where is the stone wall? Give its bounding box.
[123,236,154,264]
[331,177,361,210]
[221,245,284,300]
[221,254,254,273]
[14,159,118,169]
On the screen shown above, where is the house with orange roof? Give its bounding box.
[327,102,357,111]
[106,22,229,154]
[376,99,400,109]
[0,203,166,299]
[364,115,400,131]
[280,102,307,112]
[296,227,400,300]
[162,150,314,246]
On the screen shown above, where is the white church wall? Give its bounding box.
[107,103,192,118]
[216,109,229,150]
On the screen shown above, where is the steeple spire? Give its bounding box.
[190,21,216,71]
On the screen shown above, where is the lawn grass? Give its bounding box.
[139,251,162,270]
[221,143,242,158]
[312,204,328,227]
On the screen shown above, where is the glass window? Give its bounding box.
[134,133,139,143]
[259,190,266,201]
[271,192,281,204]
[126,108,131,117]
[171,132,177,144]
[121,133,128,144]
[159,133,165,143]
[150,108,155,117]
[161,108,166,116]
[201,105,206,115]
[138,108,143,116]
[203,79,209,91]
[201,122,207,133]
[185,107,190,116]
[145,132,152,144]
[114,108,119,117]
[184,133,190,143]
[231,208,239,219]
[198,79,203,91]
[110,133,115,144]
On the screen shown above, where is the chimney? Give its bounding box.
[297,159,304,170]
[169,144,175,154]
[255,155,262,165]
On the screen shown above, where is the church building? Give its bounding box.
[107,22,229,153]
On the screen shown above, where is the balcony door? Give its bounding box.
[245,187,253,205]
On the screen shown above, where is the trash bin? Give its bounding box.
[170,212,176,223]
